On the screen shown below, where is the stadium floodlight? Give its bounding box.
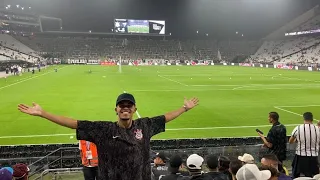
[89,30,92,33]
[196,30,199,34]
[206,33,209,36]
[21,7,24,10]
[169,33,172,35]
[16,5,19,8]
[241,34,244,37]
[5,7,8,9]
[29,7,31,9]
[236,31,238,34]
[7,5,11,8]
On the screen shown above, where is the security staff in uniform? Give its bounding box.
[79,140,99,180]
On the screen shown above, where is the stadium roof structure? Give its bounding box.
[265,5,320,40]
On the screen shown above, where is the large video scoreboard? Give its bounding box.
[114,19,165,34]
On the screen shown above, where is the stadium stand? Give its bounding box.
[251,36,320,64]
[2,3,320,180]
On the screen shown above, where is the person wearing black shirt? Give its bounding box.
[17,93,199,180]
[257,112,287,162]
[152,152,169,180]
[206,155,228,180]
[160,154,185,180]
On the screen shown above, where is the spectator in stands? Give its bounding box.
[206,154,229,180]
[0,168,12,180]
[160,154,185,180]
[152,152,169,180]
[313,174,320,179]
[12,163,29,180]
[236,164,271,180]
[218,156,232,180]
[79,140,99,180]
[260,154,291,180]
[257,112,287,163]
[229,160,243,180]
[0,162,13,174]
[259,165,279,180]
[183,154,212,180]
[290,112,320,178]
[17,93,199,180]
[238,153,255,164]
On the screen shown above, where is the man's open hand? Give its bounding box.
[18,103,43,116]
[184,97,199,110]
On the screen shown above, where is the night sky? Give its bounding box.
[1,0,319,39]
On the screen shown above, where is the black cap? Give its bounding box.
[116,93,136,106]
[169,155,182,168]
[156,152,168,162]
[206,155,219,169]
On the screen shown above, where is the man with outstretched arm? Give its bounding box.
[18,93,199,180]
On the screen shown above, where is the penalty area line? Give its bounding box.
[274,106,318,121]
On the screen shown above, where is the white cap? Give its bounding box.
[238,153,255,163]
[314,174,320,180]
[186,154,204,170]
[236,164,271,180]
[294,178,316,180]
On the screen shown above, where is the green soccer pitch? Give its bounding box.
[0,65,319,145]
[128,25,149,33]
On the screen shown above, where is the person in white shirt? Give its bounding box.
[289,112,320,178]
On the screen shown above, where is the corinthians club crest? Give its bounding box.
[134,129,143,140]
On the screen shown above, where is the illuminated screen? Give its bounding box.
[114,19,165,34]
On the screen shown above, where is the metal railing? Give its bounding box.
[36,168,83,180]
[28,147,80,179]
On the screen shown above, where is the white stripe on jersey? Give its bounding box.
[292,124,320,156]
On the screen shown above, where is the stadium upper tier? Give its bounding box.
[293,14,320,32]
[15,36,261,62]
[1,32,320,65]
[251,36,320,65]
[0,34,42,62]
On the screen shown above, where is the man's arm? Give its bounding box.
[289,126,298,144]
[41,111,78,129]
[165,97,199,123]
[289,136,296,144]
[18,103,78,129]
[164,107,186,123]
[258,133,273,148]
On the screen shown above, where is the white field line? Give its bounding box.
[277,105,320,108]
[274,107,303,117]
[190,83,320,87]
[264,74,320,83]
[123,90,141,118]
[0,66,67,91]
[279,76,320,83]
[0,124,301,139]
[274,106,318,121]
[232,86,252,90]
[129,86,320,92]
[158,75,188,86]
